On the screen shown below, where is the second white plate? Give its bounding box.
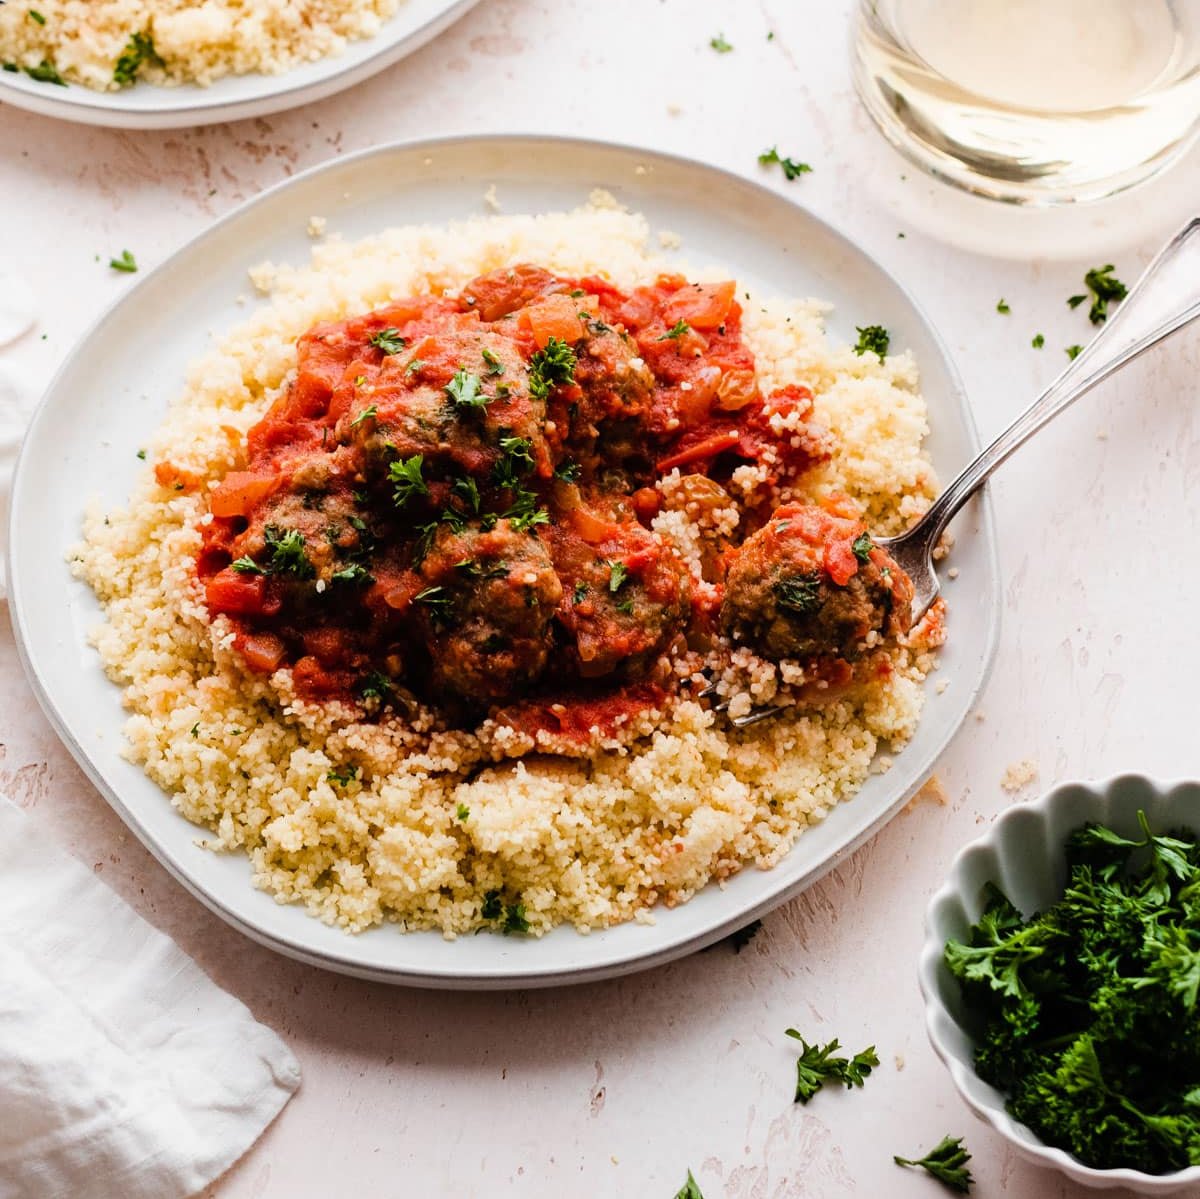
[8,134,1001,988]
[0,0,479,129]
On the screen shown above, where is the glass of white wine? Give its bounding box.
[853,0,1200,204]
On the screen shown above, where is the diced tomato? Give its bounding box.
[824,539,861,587]
[656,429,740,472]
[663,281,736,330]
[236,631,287,673]
[209,471,279,518]
[567,505,622,545]
[522,293,585,348]
[205,569,280,618]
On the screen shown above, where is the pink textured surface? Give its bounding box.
[4,1,1200,1193]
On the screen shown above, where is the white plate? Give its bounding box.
[8,135,1001,989]
[0,0,479,129]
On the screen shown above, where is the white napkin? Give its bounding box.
[0,796,301,1199]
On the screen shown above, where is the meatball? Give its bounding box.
[721,503,913,661]
[411,519,563,709]
[549,506,691,679]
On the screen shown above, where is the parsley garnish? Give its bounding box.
[327,765,359,786]
[506,502,550,533]
[357,672,393,703]
[758,146,812,181]
[528,337,577,400]
[554,460,581,482]
[657,319,691,342]
[852,532,873,564]
[369,327,406,355]
[28,9,46,24]
[1066,343,1084,360]
[1067,293,1087,309]
[493,435,534,489]
[113,31,158,86]
[1081,264,1128,325]
[456,803,470,821]
[853,325,889,358]
[263,525,314,578]
[189,723,200,738]
[996,298,1010,314]
[502,902,530,935]
[230,556,265,574]
[136,448,146,460]
[786,1031,879,1104]
[481,890,503,920]
[109,249,137,273]
[388,454,428,508]
[414,585,453,619]
[774,572,821,615]
[1032,333,1045,349]
[710,33,733,52]
[607,560,629,592]
[405,358,425,375]
[615,597,634,615]
[573,581,588,604]
[446,367,487,409]
[24,59,65,85]
[481,347,505,375]
[944,811,1200,1174]
[349,404,377,429]
[673,1170,705,1199]
[331,561,372,585]
[894,1137,974,1193]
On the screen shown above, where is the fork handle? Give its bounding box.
[913,216,1200,546]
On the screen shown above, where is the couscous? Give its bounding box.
[73,201,944,937]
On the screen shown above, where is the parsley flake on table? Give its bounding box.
[894,1135,974,1193]
[785,1031,879,1104]
[944,811,1200,1173]
[1066,343,1083,360]
[673,1170,705,1199]
[1081,263,1128,324]
[758,146,812,181]
[1031,333,1044,349]
[109,249,137,273]
[710,33,733,53]
[996,298,1010,314]
[853,324,889,358]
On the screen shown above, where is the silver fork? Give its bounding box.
[706,216,1200,728]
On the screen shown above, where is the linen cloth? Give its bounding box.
[0,796,301,1199]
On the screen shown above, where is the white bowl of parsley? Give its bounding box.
[920,775,1200,1192]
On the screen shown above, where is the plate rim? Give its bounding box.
[0,0,481,129]
[7,132,1002,988]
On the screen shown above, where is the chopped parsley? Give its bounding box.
[1067,293,1087,309]
[326,765,359,786]
[349,404,377,429]
[528,337,577,400]
[189,723,200,738]
[456,803,470,822]
[996,298,1010,314]
[109,249,137,273]
[481,347,505,375]
[446,367,487,410]
[853,325,889,358]
[494,435,534,489]
[136,448,146,460]
[657,319,691,342]
[786,1031,879,1104]
[263,525,314,578]
[113,31,159,87]
[894,1137,974,1193]
[758,146,812,181]
[451,474,481,514]
[1081,264,1128,325]
[607,560,629,592]
[388,454,428,508]
[331,561,373,585]
[405,358,425,375]
[1031,333,1045,349]
[673,1170,705,1199]
[506,501,550,534]
[414,585,453,622]
[1066,343,1084,360]
[851,532,873,564]
[944,811,1200,1174]
[615,596,634,615]
[24,59,65,85]
[573,580,588,604]
[774,572,821,615]
[368,327,406,355]
[554,459,581,482]
[502,902,530,935]
[357,672,393,703]
[481,890,503,920]
[28,9,46,24]
[230,556,265,575]
[710,33,733,52]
